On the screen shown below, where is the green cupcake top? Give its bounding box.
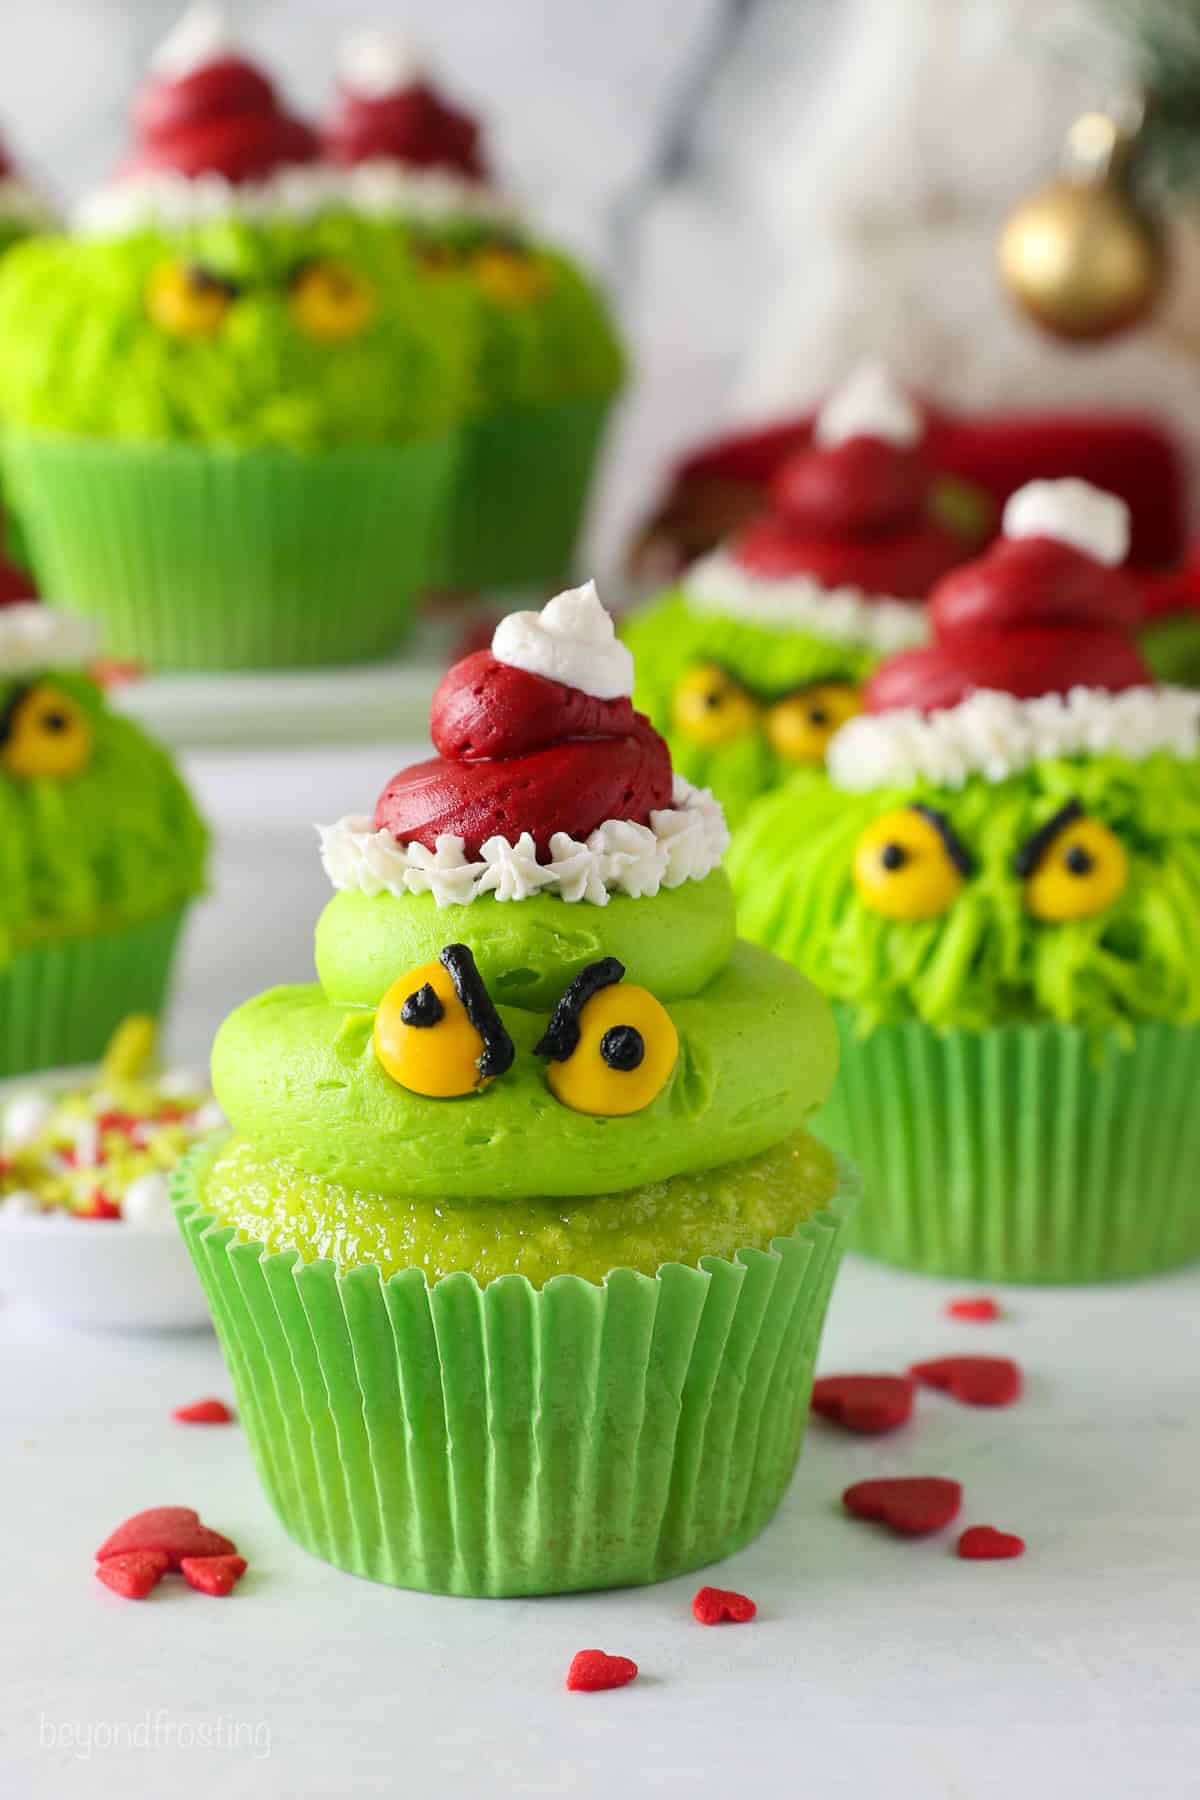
[729,698,1200,1037]
[212,585,838,1205]
[0,212,477,450]
[0,608,208,966]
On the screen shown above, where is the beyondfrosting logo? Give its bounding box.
[39,1710,271,1762]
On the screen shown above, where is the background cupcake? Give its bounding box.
[730,478,1200,1283]
[0,128,50,259]
[176,582,851,1596]
[0,6,474,670]
[0,606,207,1076]
[624,364,978,824]
[321,28,626,593]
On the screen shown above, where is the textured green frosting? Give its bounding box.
[0,214,477,449]
[728,751,1200,1035]
[624,590,878,826]
[0,671,208,968]
[395,228,626,414]
[1139,615,1200,689]
[201,1126,839,1286]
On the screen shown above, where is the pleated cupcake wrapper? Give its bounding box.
[436,396,612,592]
[3,431,460,671]
[174,1147,856,1597]
[815,1009,1200,1284]
[0,906,188,1078]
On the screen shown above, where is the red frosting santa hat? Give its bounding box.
[318,27,513,226]
[680,363,972,659]
[76,4,323,234]
[826,478,1200,792]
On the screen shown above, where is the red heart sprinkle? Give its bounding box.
[76,1190,121,1221]
[95,1549,169,1600]
[946,1297,1001,1322]
[692,1586,756,1625]
[812,1373,914,1435]
[566,1649,639,1692]
[173,1399,235,1426]
[96,1507,237,1570]
[180,1554,248,1596]
[843,1477,963,1536]
[958,1525,1025,1561]
[911,1356,1022,1407]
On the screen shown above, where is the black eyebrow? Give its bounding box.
[0,681,31,745]
[911,804,974,878]
[439,943,515,1081]
[1012,798,1085,879]
[184,263,242,298]
[535,958,625,1063]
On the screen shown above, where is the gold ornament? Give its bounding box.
[998,110,1163,341]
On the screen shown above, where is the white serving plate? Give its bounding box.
[0,1067,213,1332]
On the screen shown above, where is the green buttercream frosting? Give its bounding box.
[624,590,878,825]
[0,214,477,449]
[0,670,208,968]
[728,751,1200,1035]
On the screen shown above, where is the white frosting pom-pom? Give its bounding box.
[338,27,425,98]
[813,359,922,450]
[152,4,238,80]
[491,581,634,701]
[1002,479,1131,568]
[0,606,99,677]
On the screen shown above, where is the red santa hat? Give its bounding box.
[321,28,488,181]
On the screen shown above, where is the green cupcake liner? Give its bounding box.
[813,1007,1200,1283]
[436,396,613,593]
[3,431,461,671]
[0,906,189,1078]
[174,1146,855,1597]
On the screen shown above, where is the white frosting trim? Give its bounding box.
[337,27,426,98]
[74,160,517,236]
[1003,479,1130,567]
[827,685,1200,791]
[683,548,928,656]
[151,3,238,80]
[318,777,729,908]
[492,581,633,700]
[0,606,99,676]
[814,359,922,450]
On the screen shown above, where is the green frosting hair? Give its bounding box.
[728,751,1200,1037]
[624,589,877,825]
[0,213,477,450]
[0,670,208,968]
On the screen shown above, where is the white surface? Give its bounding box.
[3,743,1198,1797]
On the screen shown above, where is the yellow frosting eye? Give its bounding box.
[373,945,514,1099]
[671,662,759,748]
[470,244,549,304]
[853,805,970,921]
[146,261,238,338]
[765,681,862,765]
[289,259,376,341]
[1,682,93,780]
[537,959,678,1117]
[1019,803,1129,922]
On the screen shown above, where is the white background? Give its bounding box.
[3,744,1199,1798]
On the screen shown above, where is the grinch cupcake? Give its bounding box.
[625,364,973,824]
[730,479,1200,1283]
[0,7,473,670]
[320,29,625,592]
[175,582,852,1596]
[0,130,50,259]
[0,606,207,1075]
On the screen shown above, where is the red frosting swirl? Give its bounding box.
[374,651,673,857]
[866,528,1151,714]
[732,435,964,599]
[322,80,487,179]
[124,55,318,183]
